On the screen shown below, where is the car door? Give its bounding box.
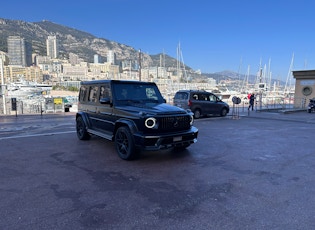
[96,83,115,135]
[86,85,99,129]
[207,93,222,114]
[198,92,212,115]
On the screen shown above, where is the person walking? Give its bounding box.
[248,93,255,111]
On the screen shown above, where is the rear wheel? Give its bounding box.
[193,109,201,119]
[115,126,136,160]
[76,116,90,140]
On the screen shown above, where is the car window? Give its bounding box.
[209,94,217,102]
[192,93,198,100]
[79,85,88,102]
[199,94,208,101]
[99,84,111,100]
[146,87,158,100]
[88,86,99,102]
[114,83,164,103]
[175,92,188,100]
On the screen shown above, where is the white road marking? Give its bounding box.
[0,131,76,140]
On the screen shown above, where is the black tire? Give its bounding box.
[220,108,228,117]
[194,109,201,119]
[115,126,136,160]
[76,116,91,140]
[308,109,311,113]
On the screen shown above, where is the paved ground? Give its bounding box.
[1,110,315,230]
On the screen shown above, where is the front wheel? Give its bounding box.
[115,126,137,160]
[76,116,90,140]
[220,108,228,117]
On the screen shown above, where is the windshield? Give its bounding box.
[113,82,164,105]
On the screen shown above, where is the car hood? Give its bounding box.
[116,102,188,115]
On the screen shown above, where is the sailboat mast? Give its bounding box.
[177,43,180,82]
[284,53,294,94]
[176,42,187,83]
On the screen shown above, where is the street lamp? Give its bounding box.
[0,57,6,115]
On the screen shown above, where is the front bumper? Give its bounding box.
[133,126,198,150]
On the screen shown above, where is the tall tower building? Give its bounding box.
[94,54,99,64]
[7,36,29,67]
[107,50,116,65]
[46,36,59,59]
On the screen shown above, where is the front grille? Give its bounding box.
[159,115,191,131]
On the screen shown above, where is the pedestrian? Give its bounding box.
[248,93,255,111]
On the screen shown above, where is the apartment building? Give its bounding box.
[46,36,59,59]
[7,36,32,67]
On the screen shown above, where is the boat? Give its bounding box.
[6,79,52,98]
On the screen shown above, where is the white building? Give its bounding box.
[46,36,59,59]
[107,50,116,65]
[94,54,100,64]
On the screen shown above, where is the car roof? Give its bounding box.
[80,80,157,86]
[176,90,209,93]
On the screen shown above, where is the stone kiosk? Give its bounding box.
[292,70,315,108]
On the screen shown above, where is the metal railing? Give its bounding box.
[0,96,78,115]
[0,95,307,115]
[228,96,307,113]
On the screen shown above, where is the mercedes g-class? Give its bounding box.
[76,80,198,160]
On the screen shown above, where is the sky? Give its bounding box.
[2,0,315,82]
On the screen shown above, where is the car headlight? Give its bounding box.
[145,117,157,128]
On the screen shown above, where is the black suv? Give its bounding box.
[76,80,198,160]
[173,90,229,119]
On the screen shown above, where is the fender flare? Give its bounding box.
[76,112,91,129]
[114,118,138,136]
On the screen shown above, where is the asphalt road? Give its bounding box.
[1,112,315,230]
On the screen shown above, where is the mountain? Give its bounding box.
[0,18,142,64]
[1,18,280,87]
[0,18,193,71]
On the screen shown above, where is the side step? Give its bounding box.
[87,129,113,141]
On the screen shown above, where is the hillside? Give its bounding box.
[0,17,274,86]
[0,18,189,71]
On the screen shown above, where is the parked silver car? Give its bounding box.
[173,90,229,119]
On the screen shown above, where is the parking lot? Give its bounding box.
[1,111,315,230]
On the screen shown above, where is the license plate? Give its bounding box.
[173,136,182,142]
